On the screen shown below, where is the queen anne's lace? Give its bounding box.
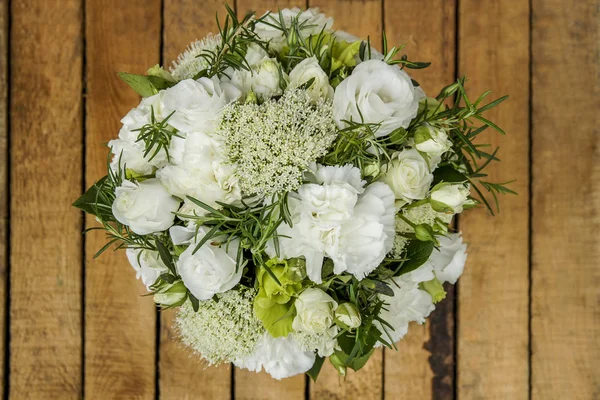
[169,34,221,81]
[175,287,264,365]
[218,89,337,196]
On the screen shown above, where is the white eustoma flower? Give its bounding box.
[425,232,468,284]
[292,288,338,334]
[175,226,242,301]
[108,92,171,175]
[112,179,179,235]
[235,333,315,380]
[375,264,436,344]
[269,164,396,283]
[431,184,472,214]
[333,60,421,136]
[381,148,434,204]
[161,77,241,133]
[255,8,333,52]
[157,132,241,210]
[126,248,168,290]
[288,56,334,101]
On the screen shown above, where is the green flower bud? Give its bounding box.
[154,280,187,307]
[245,90,258,104]
[362,162,381,179]
[437,82,459,99]
[415,224,436,242]
[413,125,432,145]
[420,277,446,303]
[147,64,175,82]
[329,353,347,377]
[335,303,361,329]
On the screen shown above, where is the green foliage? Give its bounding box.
[118,72,175,97]
[132,107,183,161]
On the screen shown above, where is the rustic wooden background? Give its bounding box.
[1,0,598,398]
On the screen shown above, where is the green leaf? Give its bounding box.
[188,293,200,312]
[398,240,435,276]
[156,240,176,275]
[306,356,325,382]
[432,165,468,186]
[72,176,113,219]
[118,72,175,97]
[404,61,431,69]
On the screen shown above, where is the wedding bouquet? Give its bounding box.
[74,6,512,380]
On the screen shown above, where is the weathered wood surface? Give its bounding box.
[1,1,598,399]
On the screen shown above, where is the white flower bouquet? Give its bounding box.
[74,6,513,380]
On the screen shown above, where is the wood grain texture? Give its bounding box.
[307,1,383,397]
[231,1,310,398]
[159,1,232,398]
[383,2,456,398]
[531,0,600,398]
[457,1,530,399]
[0,1,7,397]
[85,1,161,398]
[9,0,83,398]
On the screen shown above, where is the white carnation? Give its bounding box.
[269,164,396,283]
[288,56,334,102]
[112,179,179,235]
[125,248,168,290]
[425,232,467,284]
[333,60,420,136]
[235,333,315,380]
[175,226,242,301]
[162,77,241,133]
[381,148,434,204]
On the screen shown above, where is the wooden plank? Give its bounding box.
[531,0,599,398]
[159,1,232,398]
[305,1,383,398]
[383,2,457,398]
[231,1,310,399]
[10,0,83,398]
[0,1,7,398]
[85,1,161,398]
[457,1,530,399]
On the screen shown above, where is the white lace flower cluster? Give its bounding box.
[75,5,507,382]
[218,89,337,196]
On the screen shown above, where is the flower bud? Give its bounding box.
[147,64,175,82]
[414,223,436,243]
[430,183,472,214]
[329,353,347,377]
[335,303,362,329]
[437,82,459,99]
[154,280,187,308]
[362,162,381,179]
[420,277,446,303]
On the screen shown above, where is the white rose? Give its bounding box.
[112,179,179,235]
[425,232,467,284]
[333,60,420,136]
[157,132,241,209]
[335,302,361,329]
[126,248,168,290]
[235,333,315,380]
[430,184,472,214]
[162,77,241,133]
[255,8,333,51]
[288,56,334,102]
[176,227,241,300]
[381,148,434,203]
[293,288,338,334]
